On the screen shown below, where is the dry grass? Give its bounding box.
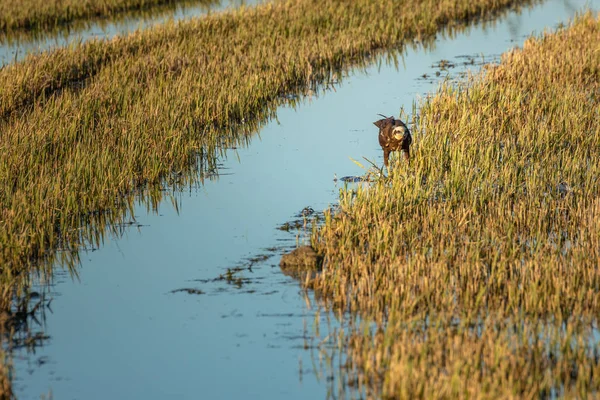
[310,12,600,398]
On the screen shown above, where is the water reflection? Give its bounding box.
[0,0,265,67]
[5,0,600,398]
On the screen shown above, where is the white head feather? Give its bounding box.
[392,126,406,139]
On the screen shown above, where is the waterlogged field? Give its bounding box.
[0,1,265,67]
[0,0,534,301]
[311,12,600,398]
[2,0,598,398]
[0,0,215,33]
[0,0,540,397]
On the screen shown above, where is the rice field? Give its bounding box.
[0,0,215,34]
[3,0,584,396]
[310,12,600,398]
[0,0,536,303]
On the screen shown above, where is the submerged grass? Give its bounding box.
[0,0,216,34]
[310,12,600,398]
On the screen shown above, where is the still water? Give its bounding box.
[0,0,264,67]
[10,0,600,398]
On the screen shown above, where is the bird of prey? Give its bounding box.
[373,114,412,167]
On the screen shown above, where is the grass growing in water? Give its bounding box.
[310,12,600,398]
[0,0,536,300]
[0,0,217,34]
[0,0,538,393]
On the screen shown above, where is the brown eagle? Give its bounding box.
[373,114,412,167]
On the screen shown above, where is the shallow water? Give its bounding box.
[10,0,600,398]
[0,0,264,67]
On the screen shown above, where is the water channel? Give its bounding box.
[6,0,600,398]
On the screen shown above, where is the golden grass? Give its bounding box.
[0,0,215,34]
[0,0,535,298]
[310,12,600,398]
[0,354,10,400]
[0,0,541,394]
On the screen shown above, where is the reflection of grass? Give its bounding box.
[0,354,10,399]
[310,12,600,398]
[0,0,218,35]
[0,0,537,391]
[0,0,537,291]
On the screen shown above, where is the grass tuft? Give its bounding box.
[310,12,600,398]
